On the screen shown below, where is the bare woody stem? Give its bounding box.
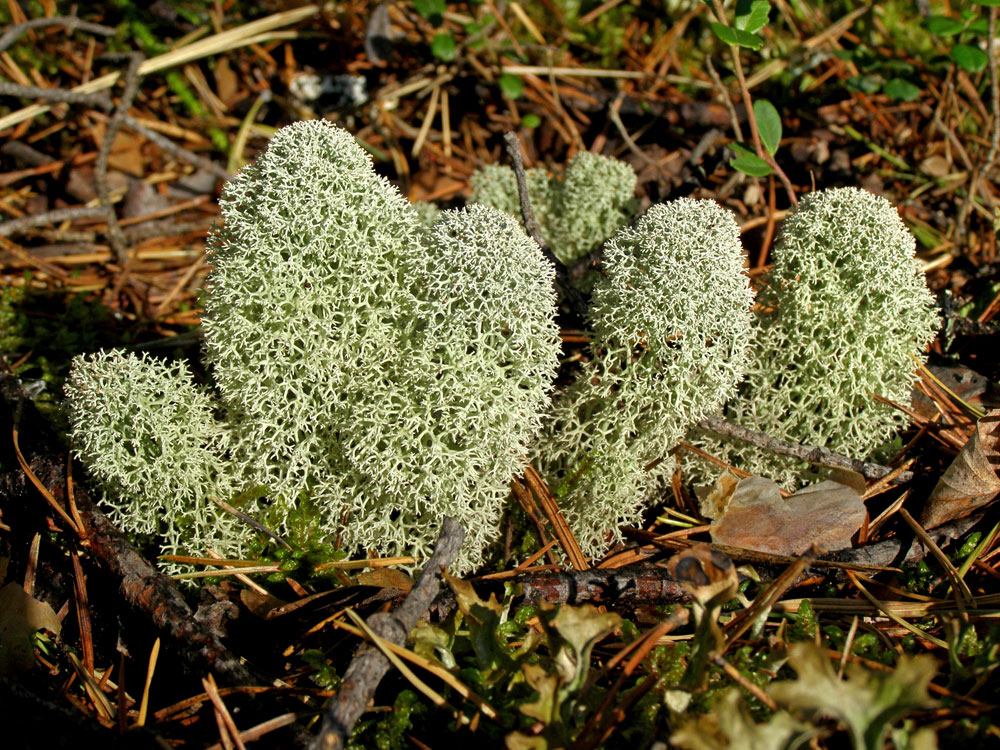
[502,131,589,318]
[709,0,798,207]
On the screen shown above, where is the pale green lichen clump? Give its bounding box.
[64,351,251,564]
[469,151,637,265]
[701,187,940,488]
[68,120,560,573]
[537,198,754,560]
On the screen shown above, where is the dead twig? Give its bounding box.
[311,517,466,750]
[0,80,112,109]
[0,375,258,686]
[122,114,231,180]
[695,414,913,482]
[94,52,145,264]
[0,205,111,239]
[0,15,115,54]
[502,130,589,318]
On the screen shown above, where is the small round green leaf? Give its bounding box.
[521,113,541,129]
[924,15,964,35]
[753,99,781,156]
[884,78,921,102]
[710,22,764,50]
[951,43,988,72]
[498,73,525,99]
[729,143,772,177]
[431,32,457,61]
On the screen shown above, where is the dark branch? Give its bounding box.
[502,131,589,319]
[95,53,144,264]
[311,518,465,750]
[0,80,112,109]
[0,15,115,54]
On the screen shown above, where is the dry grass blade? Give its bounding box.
[846,570,951,650]
[203,673,246,750]
[0,5,320,131]
[723,557,810,651]
[343,609,468,723]
[11,419,82,536]
[524,464,589,570]
[898,507,974,607]
[70,547,95,674]
[65,650,115,722]
[204,713,299,750]
[335,613,499,721]
[137,637,160,728]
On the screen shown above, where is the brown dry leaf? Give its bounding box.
[240,589,288,619]
[355,568,413,591]
[214,57,239,105]
[107,132,145,177]
[710,476,866,556]
[0,582,61,674]
[698,469,741,520]
[921,409,1000,528]
[919,154,953,178]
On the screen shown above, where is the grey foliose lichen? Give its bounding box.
[535,198,754,560]
[469,151,637,265]
[694,187,940,488]
[67,120,560,573]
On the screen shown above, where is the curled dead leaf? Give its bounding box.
[0,583,62,674]
[709,476,866,556]
[921,409,1000,528]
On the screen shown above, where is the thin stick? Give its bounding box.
[95,53,144,264]
[0,205,110,239]
[0,80,111,109]
[709,0,797,206]
[712,653,779,710]
[696,414,907,482]
[987,7,1000,170]
[123,114,230,179]
[502,130,589,317]
[311,517,465,750]
[0,15,115,54]
[203,673,247,750]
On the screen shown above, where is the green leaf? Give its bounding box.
[709,22,764,50]
[845,74,884,95]
[671,689,809,750]
[769,643,938,750]
[951,43,989,72]
[753,99,781,155]
[413,0,446,25]
[968,18,990,34]
[499,73,525,99]
[884,78,922,102]
[431,32,456,61]
[923,15,964,35]
[974,0,1000,6]
[521,113,541,129]
[729,142,772,177]
[735,0,771,34]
